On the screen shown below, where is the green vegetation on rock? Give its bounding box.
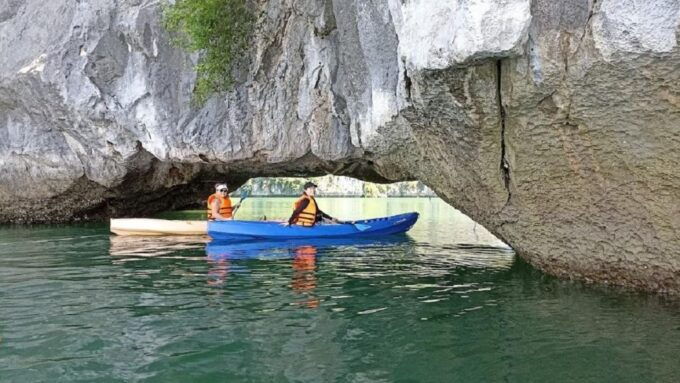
[162,0,253,104]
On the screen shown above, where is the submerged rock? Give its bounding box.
[1,0,679,292]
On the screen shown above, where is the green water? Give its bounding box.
[1,198,679,382]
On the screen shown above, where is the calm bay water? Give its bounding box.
[1,198,679,382]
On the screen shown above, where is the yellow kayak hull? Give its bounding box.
[110,218,207,236]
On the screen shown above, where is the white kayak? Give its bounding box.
[110,218,207,236]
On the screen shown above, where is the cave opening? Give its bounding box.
[147,175,506,249]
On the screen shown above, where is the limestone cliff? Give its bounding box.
[1,0,679,292]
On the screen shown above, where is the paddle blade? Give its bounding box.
[239,187,251,201]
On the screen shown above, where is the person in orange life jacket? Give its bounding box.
[207,183,241,221]
[285,182,341,227]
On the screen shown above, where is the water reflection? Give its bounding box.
[204,237,416,308]
[110,234,433,310]
[208,241,321,306]
[204,237,413,260]
[109,235,208,260]
[291,245,318,308]
[5,201,680,382]
[108,234,514,286]
[206,258,230,287]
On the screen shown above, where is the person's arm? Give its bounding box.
[288,198,309,225]
[317,209,340,223]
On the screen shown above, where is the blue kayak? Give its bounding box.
[208,212,419,241]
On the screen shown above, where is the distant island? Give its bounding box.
[240,176,435,197]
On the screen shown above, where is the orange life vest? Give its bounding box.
[292,194,318,226]
[207,194,233,220]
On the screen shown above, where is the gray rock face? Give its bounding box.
[1,0,679,292]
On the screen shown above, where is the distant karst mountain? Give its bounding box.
[241,176,435,197]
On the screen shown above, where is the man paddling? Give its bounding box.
[285,182,341,227]
[207,183,241,221]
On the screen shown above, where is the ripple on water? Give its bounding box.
[2,199,680,382]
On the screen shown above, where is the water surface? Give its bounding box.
[1,198,679,382]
